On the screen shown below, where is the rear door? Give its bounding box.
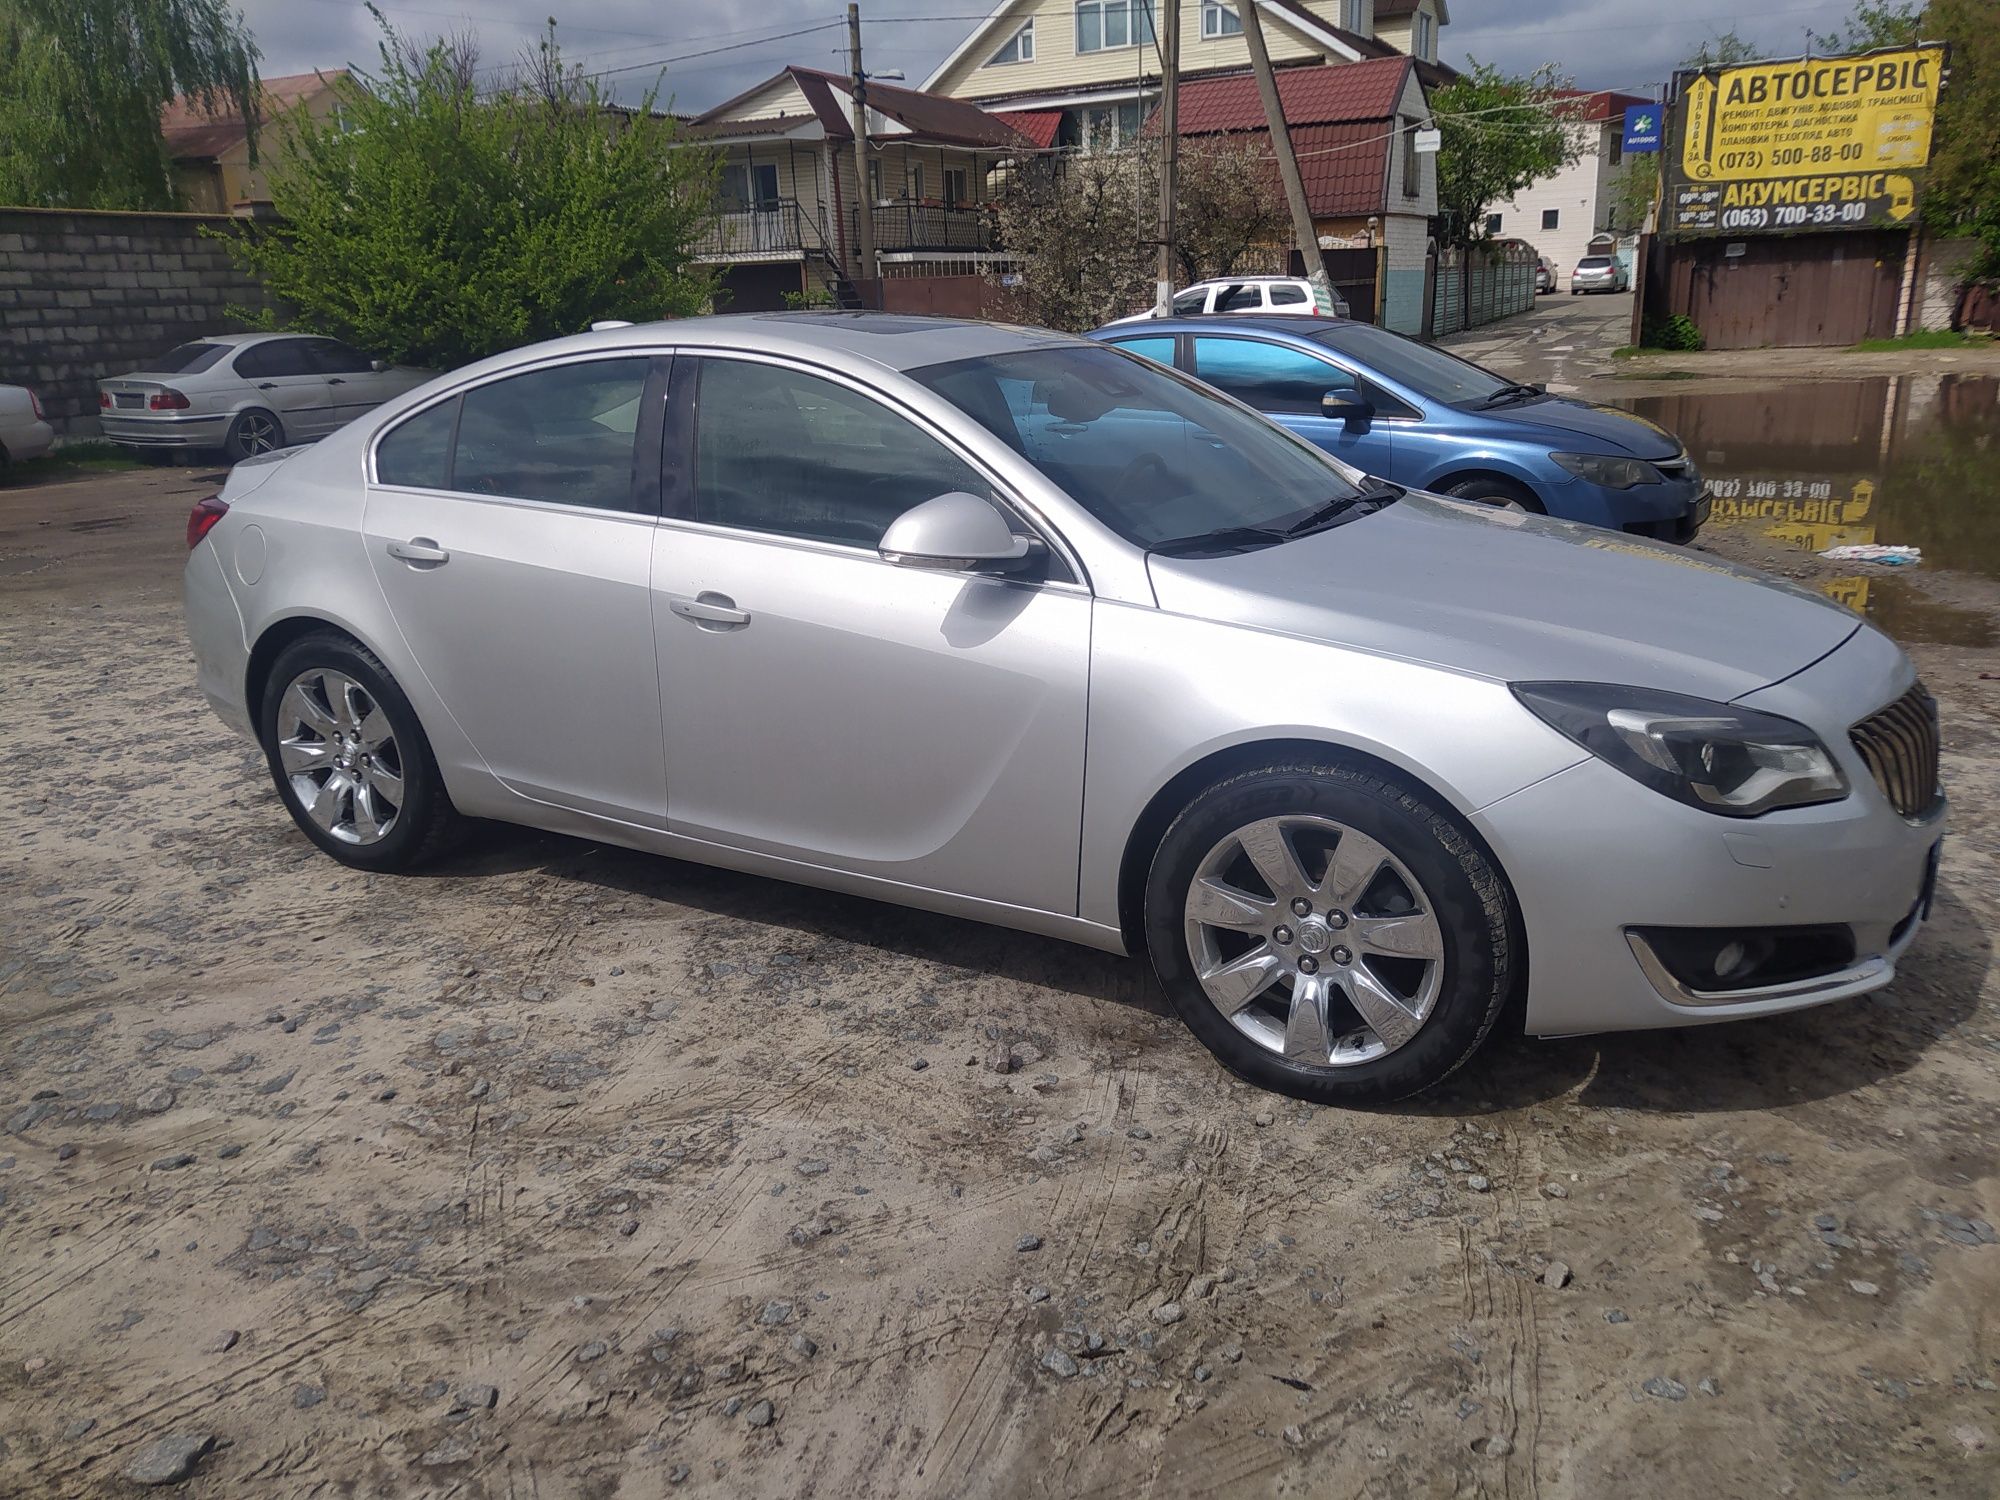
[233,338,337,439]
[362,354,671,824]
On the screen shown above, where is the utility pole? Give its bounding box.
[1240,0,1334,311]
[1153,0,1180,314]
[847,3,878,302]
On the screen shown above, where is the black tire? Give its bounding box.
[1441,476,1546,513]
[224,407,284,463]
[258,631,464,872]
[1144,761,1516,1105]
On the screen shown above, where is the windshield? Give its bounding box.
[1310,322,1516,407]
[1578,257,1614,268]
[909,344,1363,549]
[146,342,229,375]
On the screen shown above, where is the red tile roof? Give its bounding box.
[1175,55,1413,134]
[993,109,1062,148]
[160,69,344,159]
[1288,122,1394,218]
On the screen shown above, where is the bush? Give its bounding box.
[1641,313,1705,352]
[222,19,719,369]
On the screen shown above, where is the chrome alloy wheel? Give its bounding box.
[276,668,404,845]
[1182,815,1445,1068]
[237,412,279,453]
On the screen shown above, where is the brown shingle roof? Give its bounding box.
[160,69,345,160]
[695,67,1031,150]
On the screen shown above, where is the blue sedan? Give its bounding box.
[1087,317,1709,539]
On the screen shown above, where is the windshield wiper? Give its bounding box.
[1147,525,1290,557]
[1475,382,1545,409]
[1282,481,1404,536]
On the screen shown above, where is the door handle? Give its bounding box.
[327,377,347,385]
[387,537,449,566]
[668,593,750,627]
[257,382,277,390]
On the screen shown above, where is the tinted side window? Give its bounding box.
[692,358,994,548]
[1268,284,1307,306]
[1171,288,1207,315]
[1213,284,1263,312]
[1192,337,1346,417]
[453,358,651,510]
[1109,336,1176,365]
[376,397,459,489]
[237,339,317,379]
[307,339,374,375]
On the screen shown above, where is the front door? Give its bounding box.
[362,354,670,825]
[304,337,388,429]
[650,354,1090,914]
[1187,332,1401,480]
[233,337,337,440]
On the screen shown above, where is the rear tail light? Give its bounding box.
[149,389,191,411]
[29,388,44,419]
[99,390,112,409]
[187,495,229,550]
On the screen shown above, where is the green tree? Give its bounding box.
[1918,0,2000,280]
[0,0,260,210]
[1429,62,1584,247]
[224,18,719,368]
[991,149,1152,331]
[1817,2,1922,52]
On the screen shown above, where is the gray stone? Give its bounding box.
[62,1417,96,1440]
[453,1384,498,1411]
[1848,1279,1880,1296]
[1641,1376,1688,1401]
[122,1434,215,1485]
[576,1341,608,1363]
[1542,1260,1572,1289]
[137,1088,176,1113]
[418,1437,473,1466]
[204,1330,240,1353]
[758,1300,793,1325]
[745,1398,775,1428]
[152,1153,196,1172]
[1041,1348,1080,1378]
[1467,1175,1491,1193]
[1152,1302,1184,1326]
[796,1159,829,1177]
[294,1384,325,1409]
[790,1333,818,1358]
[1016,1234,1043,1252]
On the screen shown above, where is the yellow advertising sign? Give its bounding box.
[1667,46,1946,237]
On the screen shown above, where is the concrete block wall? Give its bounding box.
[1914,235,1982,333]
[0,207,277,439]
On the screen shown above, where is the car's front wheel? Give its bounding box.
[225,408,284,462]
[258,632,463,871]
[1442,476,1544,513]
[1145,760,1516,1104]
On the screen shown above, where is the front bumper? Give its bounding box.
[100,412,230,448]
[1543,471,1708,537]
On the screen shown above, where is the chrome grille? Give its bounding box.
[1850,682,1942,818]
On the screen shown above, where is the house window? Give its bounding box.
[910,164,925,202]
[1070,101,1148,152]
[987,18,1034,65]
[1201,2,1242,38]
[1541,208,1560,230]
[1400,116,1418,197]
[1413,9,1435,59]
[1608,130,1623,167]
[943,167,970,204]
[1076,0,1155,54]
[719,162,779,212]
[1485,212,1502,235]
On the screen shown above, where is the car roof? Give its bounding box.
[439,313,1085,382]
[1096,315,1341,340]
[169,332,328,347]
[1187,275,1302,285]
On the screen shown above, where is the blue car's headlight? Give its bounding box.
[1514,682,1849,817]
[1551,452,1663,488]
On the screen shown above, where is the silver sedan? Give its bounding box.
[99,333,429,461]
[182,315,1944,1103]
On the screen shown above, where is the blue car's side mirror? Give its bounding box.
[1322,388,1373,425]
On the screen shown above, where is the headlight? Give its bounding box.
[1551,452,1663,488]
[1513,682,1849,817]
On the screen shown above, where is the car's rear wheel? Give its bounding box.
[225,408,283,462]
[1442,476,1545,513]
[258,632,462,871]
[1145,760,1515,1104]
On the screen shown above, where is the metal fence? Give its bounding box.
[1426,240,1538,339]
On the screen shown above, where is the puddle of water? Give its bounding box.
[1617,375,2000,645]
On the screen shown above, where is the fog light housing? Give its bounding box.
[1630,925,1856,994]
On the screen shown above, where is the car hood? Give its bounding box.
[1145,493,1860,702]
[1481,396,1682,459]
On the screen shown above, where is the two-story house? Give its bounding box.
[160,69,348,216]
[923,0,1456,145]
[684,66,1033,311]
[1482,90,1653,285]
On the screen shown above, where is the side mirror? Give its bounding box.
[879,492,1033,572]
[370,359,388,372]
[1321,388,1373,425]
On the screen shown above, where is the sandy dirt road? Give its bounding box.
[1,457,1997,1498]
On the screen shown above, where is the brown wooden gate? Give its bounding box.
[1290,247,1379,323]
[1647,231,1907,349]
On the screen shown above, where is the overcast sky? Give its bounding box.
[238,0,1874,110]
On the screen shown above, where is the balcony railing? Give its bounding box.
[854,202,998,254]
[695,198,1001,263]
[695,201,805,260]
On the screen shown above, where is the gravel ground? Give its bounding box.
[2,458,1996,1498]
